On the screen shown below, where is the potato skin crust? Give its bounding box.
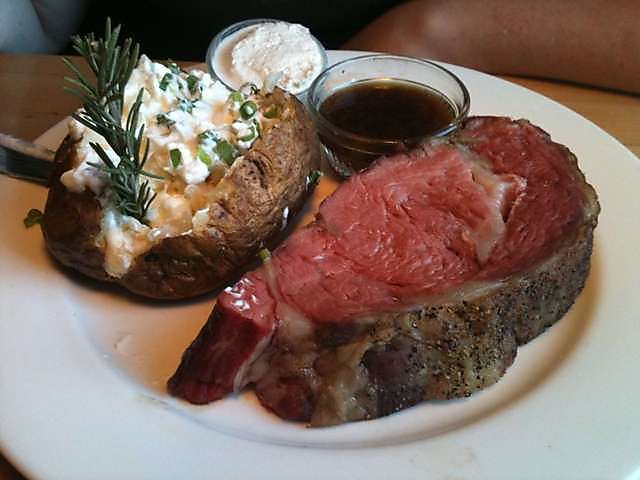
[42,90,320,299]
[42,136,109,283]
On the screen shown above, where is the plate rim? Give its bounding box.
[2,50,640,480]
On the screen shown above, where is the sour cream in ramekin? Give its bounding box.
[207,19,327,95]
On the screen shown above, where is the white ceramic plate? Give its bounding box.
[2,51,640,480]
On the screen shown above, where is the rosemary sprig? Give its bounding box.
[63,18,138,129]
[62,19,160,223]
[87,89,162,221]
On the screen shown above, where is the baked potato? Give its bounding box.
[42,58,320,299]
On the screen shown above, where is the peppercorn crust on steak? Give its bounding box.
[169,116,599,426]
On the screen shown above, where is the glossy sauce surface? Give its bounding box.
[319,79,455,140]
[318,79,457,175]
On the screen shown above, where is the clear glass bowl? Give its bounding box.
[307,54,470,177]
[206,19,328,95]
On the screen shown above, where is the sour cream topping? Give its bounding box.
[213,22,325,94]
[61,55,268,277]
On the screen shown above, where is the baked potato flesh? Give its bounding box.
[42,57,320,299]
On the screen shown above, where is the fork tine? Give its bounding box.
[0,135,55,185]
[0,133,55,162]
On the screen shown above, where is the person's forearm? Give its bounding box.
[0,0,56,52]
[0,0,87,53]
[343,0,640,93]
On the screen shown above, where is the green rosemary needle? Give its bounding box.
[62,19,161,224]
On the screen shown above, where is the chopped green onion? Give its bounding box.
[253,119,262,138]
[178,98,196,113]
[228,91,244,104]
[215,140,238,166]
[258,248,271,262]
[198,130,218,143]
[159,73,172,91]
[168,62,181,75]
[238,125,256,142]
[307,170,323,187]
[263,104,281,119]
[197,147,212,167]
[170,148,182,168]
[186,74,199,93]
[156,113,175,127]
[23,208,43,228]
[240,82,259,95]
[240,100,258,120]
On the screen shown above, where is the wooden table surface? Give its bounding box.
[0,53,639,480]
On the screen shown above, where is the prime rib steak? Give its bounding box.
[168,116,600,426]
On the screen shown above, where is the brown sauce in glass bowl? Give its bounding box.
[317,79,457,174]
[320,79,455,140]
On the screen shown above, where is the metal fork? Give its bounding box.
[0,133,55,185]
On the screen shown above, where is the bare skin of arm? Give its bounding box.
[343,0,640,94]
[0,0,87,53]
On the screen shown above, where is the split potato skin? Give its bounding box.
[42,89,321,299]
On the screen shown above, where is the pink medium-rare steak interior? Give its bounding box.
[273,143,524,322]
[461,117,588,278]
[168,116,590,406]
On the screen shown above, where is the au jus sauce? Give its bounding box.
[319,79,457,174]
